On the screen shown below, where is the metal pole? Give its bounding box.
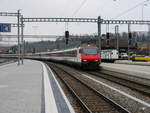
[128,24,131,60]
[21,15,24,64]
[24,40,25,55]
[98,16,101,52]
[115,25,119,54]
[148,24,150,56]
[17,10,20,65]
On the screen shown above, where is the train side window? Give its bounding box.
[73,50,77,57]
[79,49,83,53]
[74,50,77,56]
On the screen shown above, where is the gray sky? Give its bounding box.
[0,0,150,42]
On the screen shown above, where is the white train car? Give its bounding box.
[101,49,119,62]
[26,46,101,68]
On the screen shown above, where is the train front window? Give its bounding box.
[80,48,98,55]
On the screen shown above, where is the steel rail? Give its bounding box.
[88,71,150,96]
[48,63,92,113]
[48,62,130,113]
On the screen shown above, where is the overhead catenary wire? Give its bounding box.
[65,0,87,34]
[71,0,88,17]
[112,0,150,19]
[109,0,150,33]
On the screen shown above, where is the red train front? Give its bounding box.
[79,46,100,68]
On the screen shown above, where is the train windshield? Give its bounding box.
[80,48,98,55]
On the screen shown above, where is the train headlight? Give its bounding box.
[83,60,87,62]
[95,60,98,61]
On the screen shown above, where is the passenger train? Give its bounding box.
[28,45,101,69]
[0,46,101,69]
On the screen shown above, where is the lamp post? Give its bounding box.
[142,4,148,21]
[142,0,149,21]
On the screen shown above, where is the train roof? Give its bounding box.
[51,48,79,53]
[33,46,98,55]
[52,46,98,53]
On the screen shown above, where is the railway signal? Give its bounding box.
[106,32,110,46]
[128,32,132,45]
[65,31,69,45]
[106,32,110,39]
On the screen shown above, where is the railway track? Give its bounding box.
[46,62,130,113]
[0,59,16,66]
[87,71,150,96]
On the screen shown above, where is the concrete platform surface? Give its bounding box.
[0,60,75,113]
[101,63,150,79]
[0,60,42,113]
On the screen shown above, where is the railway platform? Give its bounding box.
[0,59,74,113]
[115,60,150,66]
[101,62,150,79]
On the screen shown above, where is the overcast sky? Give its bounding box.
[0,0,150,43]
